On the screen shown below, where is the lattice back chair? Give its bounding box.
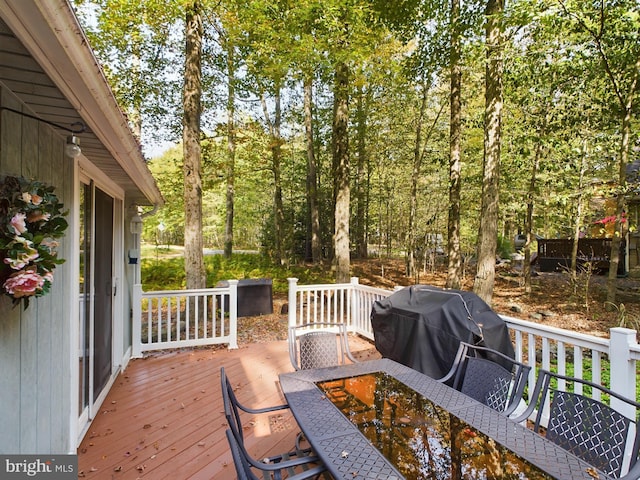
[220,367,328,480]
[512,369,640,478]
[438,342,531,416]
[288,322,358,371]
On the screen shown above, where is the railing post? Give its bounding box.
[228,280,239,349]
[287,278,298,328]
[609,327,637,408]
[132,284,143,358]
[610,327,637,474]
[350,277,359,332]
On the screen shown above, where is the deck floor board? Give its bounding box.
[78,336,379,479]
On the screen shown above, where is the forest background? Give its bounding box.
[72,0,639,330]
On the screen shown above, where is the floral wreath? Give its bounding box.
[0,176,68,309]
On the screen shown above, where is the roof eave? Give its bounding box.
[0,0,163,208]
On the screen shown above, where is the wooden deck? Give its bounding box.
[78,336,380,479]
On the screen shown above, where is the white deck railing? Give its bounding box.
[131,276,639,405]
[132,281,238,357]
[287,277,640,407]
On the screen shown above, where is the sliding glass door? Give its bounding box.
[78,182,114,420]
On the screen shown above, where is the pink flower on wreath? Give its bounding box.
[27,210,51,223]
[30,193,43,206]
[3,268,45,298]
[41,238,59,254]
[43,271,54,285]
[10,212,27,234]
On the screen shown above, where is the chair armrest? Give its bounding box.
[619,459,640,480]
[436,341,468,385]
[237,402,290,415]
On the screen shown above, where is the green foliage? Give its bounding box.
[140,253,334,293]
[496,235,513,259]
[75,0,640,291]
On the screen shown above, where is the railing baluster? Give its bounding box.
[573,345,583,393]
[169,296,173,341]
[557,342,566,376]
[592,351,602,401]
[156,297,162,345]
[146,298,152,344]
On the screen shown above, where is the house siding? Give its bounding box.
[0,85,74,454]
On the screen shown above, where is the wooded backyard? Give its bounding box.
[74,0,639,307]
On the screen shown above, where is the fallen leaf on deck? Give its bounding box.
[586,467,599,479]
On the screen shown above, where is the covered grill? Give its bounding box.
[371,285,514,379]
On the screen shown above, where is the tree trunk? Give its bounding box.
[354,84,368,259]
[473,0,504,305]
[261,85,286,265]
[524,136,542,294]
[570,140,588,280]
[606,58,639,304]
[407,84,429,279]
[182,1,205,290]
[224,39,236,259]
[446,0,463,290]
[304,74,322,264]
[606,98,634,303]
[130,51,142,141]
[333,61,351,283]
[274,86,286,265]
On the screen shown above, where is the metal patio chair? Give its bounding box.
[438,341,531,416]
[224,429,328,480]
[220,367,328,480]
[512,369,640,478]
[288,322,358,371]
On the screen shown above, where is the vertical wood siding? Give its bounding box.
[0,85,73,453]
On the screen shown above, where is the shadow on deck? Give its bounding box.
[78,336,380,479]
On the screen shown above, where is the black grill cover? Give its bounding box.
[371,285,514,379]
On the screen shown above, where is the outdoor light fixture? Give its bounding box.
[1,106,86,157]
[65,135,81,158]
[129,212,143,265]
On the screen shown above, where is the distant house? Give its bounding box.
[626,159,640,271]
[0,1,163,454]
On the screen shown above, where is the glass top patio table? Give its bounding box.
[278,358,612,480]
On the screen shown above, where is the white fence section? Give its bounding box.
[131,276,640,406]
[287,277,640,407]
[287,277,393,339]
[132,281,238,357]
